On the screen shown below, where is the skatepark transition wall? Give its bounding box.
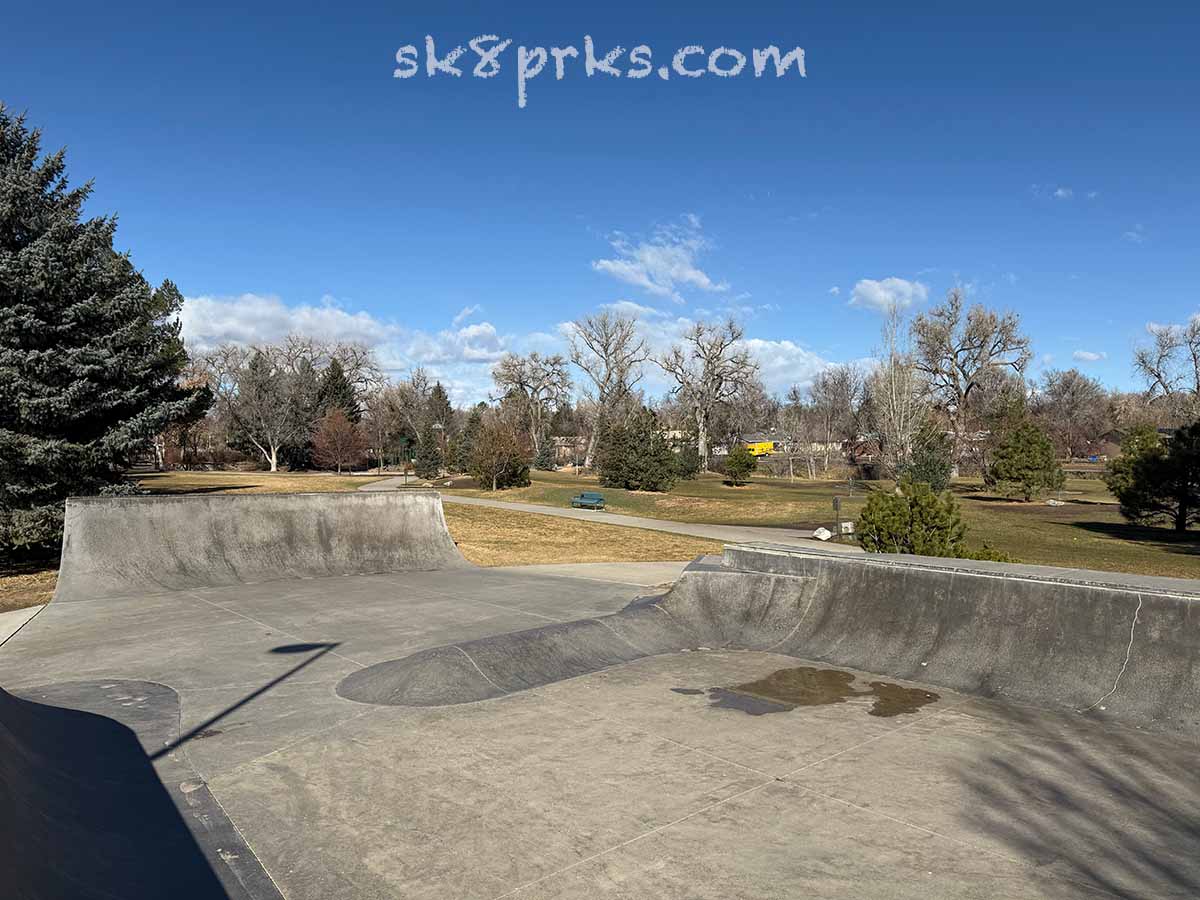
[339,542,1200,737]
[53,489,468,601]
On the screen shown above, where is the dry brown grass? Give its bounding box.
[442,504,722,567]
[0,567,57,614]
[138,471,386,494]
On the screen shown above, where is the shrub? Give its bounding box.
[856,482,965,555]
[857,481,1013,561]
[675,445,702,480]
[985,418,1065,501]
[725,445,757,486]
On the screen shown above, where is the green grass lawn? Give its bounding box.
[437,469,1200,580]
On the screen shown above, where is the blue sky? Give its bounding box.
[5,1,1198,403]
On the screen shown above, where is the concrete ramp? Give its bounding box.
[339,545,1200,736]
[55,490,467,601]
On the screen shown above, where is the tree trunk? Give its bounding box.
[269,446,278,472]
[696,407,709,470]
[584,429,599,469]
[1177,500,1189,532]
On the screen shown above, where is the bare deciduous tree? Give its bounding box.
[567,311,649,467]
[808,364,866,472]
[491,352,572,453]
[202,345,309,471]
[912,288,1031,468]
[869,307,928,477]
[780,387,822,480]
[658,319,758,467]
[1134,319,1200,421]
[1033,368,1110,459]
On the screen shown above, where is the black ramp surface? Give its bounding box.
[0,681,280,900]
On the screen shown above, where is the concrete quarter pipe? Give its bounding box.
[4,490,1200,898]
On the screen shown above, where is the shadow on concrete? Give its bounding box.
[958,703,1200,898]
[151,641,339,762]
[0,685,233,899]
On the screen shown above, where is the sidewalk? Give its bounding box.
[361,478,862,554]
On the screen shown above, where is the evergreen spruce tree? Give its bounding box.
[318,358,359,422]
[534,434,557,471]
[0,107,210,554]
[451,404,484,473]
[414,423,443,479]
[900,424,953,493]
[596,408,677,491]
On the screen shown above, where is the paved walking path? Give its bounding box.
[361,477,862,553]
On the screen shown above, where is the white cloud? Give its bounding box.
[828,286,841,296]
[180,293,521,406]
[848,277,929,313]
[1053,186,1073,199]
[452,304,482,326]
[1123,224,1147,244]
[592,215,730,303]
[1072,350,1106,362]
[600,299,668,319]
[180,293,399,350]
[1087,191,1100,199]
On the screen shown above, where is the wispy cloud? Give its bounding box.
[1072,350,1106,362]
[848,277,929,313]
[452,304,482,326]
[1122,224,1147,244]
[828,286,841,296]
[1053,186,1074,200]
[592,214,730,303]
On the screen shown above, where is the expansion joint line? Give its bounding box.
[1080,594,1143,713]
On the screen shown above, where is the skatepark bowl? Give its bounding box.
[3,490,1200,899]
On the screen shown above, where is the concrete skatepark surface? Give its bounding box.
[3,491,1200,898]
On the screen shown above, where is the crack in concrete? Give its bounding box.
[453,645,509,696]
[1081,594,1143,714]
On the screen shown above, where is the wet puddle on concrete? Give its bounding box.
[673,666,939,718]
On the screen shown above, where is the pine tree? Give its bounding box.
[1107,423,1200,532]
[451,404,484,473]
[724,445,757,487]
[900,425,953,493]
[414,423,443,479]
[857,481,966,556]
[0,107,210,554]
[426,382,453,443]
[319,358,359,422]
[534,435,557,471]
[985,417,1065,501]
[596,408,677,491]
